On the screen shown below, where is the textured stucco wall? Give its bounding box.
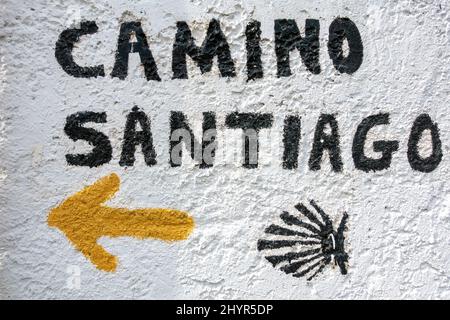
[0,0,449,299]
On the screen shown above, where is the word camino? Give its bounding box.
[55,17,363,81]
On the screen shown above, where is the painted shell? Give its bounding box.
[257,200,349,281]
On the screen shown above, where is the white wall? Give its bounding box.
[0,0,449,299]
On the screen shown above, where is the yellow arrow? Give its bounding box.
[48,173,195,272]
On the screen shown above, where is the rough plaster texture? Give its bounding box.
[0,0,449,299]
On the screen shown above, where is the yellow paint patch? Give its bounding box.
[48,173,195,272]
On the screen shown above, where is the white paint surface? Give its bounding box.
[0,0,449,299]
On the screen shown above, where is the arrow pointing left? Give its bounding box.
[48,173,195,272]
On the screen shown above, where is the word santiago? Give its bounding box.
[65,108,442,173]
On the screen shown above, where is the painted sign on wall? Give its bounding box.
[0,0,448,299]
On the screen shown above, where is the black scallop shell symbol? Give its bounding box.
[257,200,349,281]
